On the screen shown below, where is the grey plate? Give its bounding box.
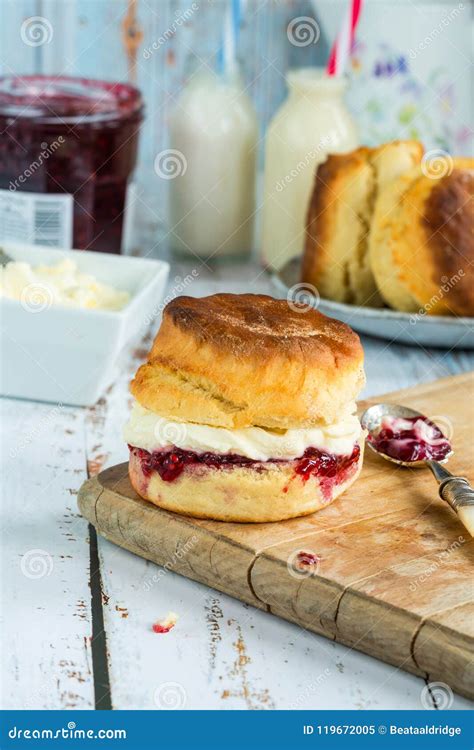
[272,259,474,350]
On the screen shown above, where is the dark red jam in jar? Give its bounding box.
[0,76,143,253]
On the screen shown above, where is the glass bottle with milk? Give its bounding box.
[169,69,258,260]
[261,69,358,271]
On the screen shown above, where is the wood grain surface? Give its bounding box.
[78,371,474,700]
[3,258,474,710]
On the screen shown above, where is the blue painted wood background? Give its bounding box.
[1,0,472,238]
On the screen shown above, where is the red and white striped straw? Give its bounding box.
[326,0,363,77]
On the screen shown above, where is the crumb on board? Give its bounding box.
[152,611,179,634]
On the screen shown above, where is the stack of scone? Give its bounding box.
[369,156,473,316]
[124,294,366,522]
[302,141,474,316]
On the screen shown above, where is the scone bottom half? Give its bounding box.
[125,293,366,522]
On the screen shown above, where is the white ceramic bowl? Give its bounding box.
[0,243,169,406]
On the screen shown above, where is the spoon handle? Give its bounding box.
[427,461,474,537]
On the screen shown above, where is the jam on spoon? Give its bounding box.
[368,415,452,463]
[361,403,473,537]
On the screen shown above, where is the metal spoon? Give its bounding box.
[361,403,474,536]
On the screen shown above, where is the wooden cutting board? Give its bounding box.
[78,372,474,699]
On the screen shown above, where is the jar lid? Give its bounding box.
[0,75,143,124]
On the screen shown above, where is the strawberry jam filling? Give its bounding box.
[368,416,451,463]
[128,443,360,485]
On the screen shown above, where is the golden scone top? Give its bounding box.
[370,158,474,316]
[131,294,365,430]
[420,169,473,316]
[153,293,362,359]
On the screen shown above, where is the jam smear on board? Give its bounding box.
[296,551,321,569]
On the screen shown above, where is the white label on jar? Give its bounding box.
[0,189,73,248]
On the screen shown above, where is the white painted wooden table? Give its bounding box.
[2,259,473,711]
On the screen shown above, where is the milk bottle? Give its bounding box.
[169,71,258,260]
[261,69,358,270]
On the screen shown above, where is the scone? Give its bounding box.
[124,294,366,523]
[302,140,423,307]
[369,158,474,316]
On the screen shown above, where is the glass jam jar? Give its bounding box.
[0,76,144,253]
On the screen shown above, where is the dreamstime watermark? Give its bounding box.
[154,149,187,180]
[20,282,55,313]
[287,282,320,313]
[409,270,465,324]
[421,681,454,710]
[409,536,465,592]
[20,549,54,580]
[421,149,454,180]
[267,438,306,461]
[426,415,454,441]
[9,137,65,192]
[143,270,199,326]
[275,137,331,192]
[409,4,464,59]
[153,681,187,709]
[21,676,60,710]
[143,535,198,591]
[8,724,126,740]
[153,417,188,447]
[287,549,322,580]
[20,16,53,46]
[143,3,199,59]
[10,403,64,459]
[290,669,332,708]
[287,16,320,47]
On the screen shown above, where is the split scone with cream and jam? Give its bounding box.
[123,294,366,522]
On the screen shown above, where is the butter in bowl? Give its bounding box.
[0,243,169,406]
